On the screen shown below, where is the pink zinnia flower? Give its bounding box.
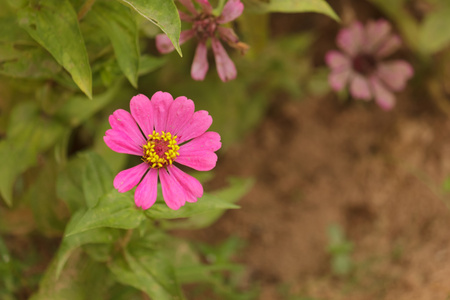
[325,20,414,110]
[156,0,248,82]
[104,92,221,210]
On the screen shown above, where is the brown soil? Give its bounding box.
[182,92,450,300]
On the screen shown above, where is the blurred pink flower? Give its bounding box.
[156,0,248,82]
[104,92,221,210]
[325,20,414,110]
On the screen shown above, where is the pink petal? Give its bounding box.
[217,27,239,45]
[179,0,198,15]
[337,21,364,56]
[363,19,392,53]
[176,150,218,171]
[179,131,221,153]
[176,110,212,143]
[156,30,195,54]
[370,76,396,110]
[195,0,212,14]
[191,41,209,81]
[325,50,351,71]
[165,96,195,136]
[134,168,158,209]
[150,91,174,133]
[168,166,203,203]
[217,0,244,24]
[159,168,186,210]
[376,35,401,58]
[104,129,143,156]
[211,38,237,82]
[130,94,154,137]
[109,109,146,149]
[328,68,351,91]
[350,74,372,100]
[179,11,194,22]
[377,60,414,91]
[113,162,148,193]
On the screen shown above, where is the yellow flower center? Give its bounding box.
[142,130,180,169]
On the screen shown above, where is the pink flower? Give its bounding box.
[104,92,221,210]
[325,20,414,110]
[156,0,248,82]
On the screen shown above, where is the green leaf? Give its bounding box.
[145,193,240,220]
[0,103,66,206]
[109,248,184,300]
[81,152,114,208]
[264,0,339,21]
[92,1,140,87]
[56,155,86,213]
[138,54,166,76]
[19,0,92,97]
[116,0,182,56]
[419,5,450,54]
[65,189,145,236]
[56,210,120,278]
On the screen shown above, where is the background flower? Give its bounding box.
[104,92,222,210]
[156,0,247,82]
[325,20,414,110]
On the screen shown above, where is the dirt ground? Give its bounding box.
[182,90,450,300]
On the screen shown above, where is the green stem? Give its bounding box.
[77,0,96,21]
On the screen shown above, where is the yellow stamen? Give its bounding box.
[142,130,180,169]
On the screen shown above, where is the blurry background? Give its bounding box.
[1,0,450,299]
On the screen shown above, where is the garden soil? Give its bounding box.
[180,92,450,300]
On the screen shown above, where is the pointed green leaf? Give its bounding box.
[116,0,182,56]
[65,190,145,236]
[92,1,140,87]
[81,152,114,208]
[145,193,240,220]
[259,0,339,21]
[18,0,92,97]
[419,5,450,54]
[55,210,120,278]
[109,249,183,300]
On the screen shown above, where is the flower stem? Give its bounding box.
[77,0,96,21]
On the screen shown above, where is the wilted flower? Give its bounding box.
[156,0,248,82]
[325,20,414,110]
[104,92,221,210]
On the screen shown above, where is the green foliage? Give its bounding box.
[117,0,182,55]
[419,4,450,54]
[18,0,93,98]
[327,224,354,277]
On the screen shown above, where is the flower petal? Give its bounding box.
[156,30,195,54]
[134,168,158,209]
[165,96,195,136]
[159,168,186,210]
[109,109,146,149]
[370,76,396,110]
[191,41,209,81]
[325,50,351,71]
[113,162,148,193]
[337,21,364,56]
[130,94,154,137]
[150,91,174,133]
[211,38,237,82]
[176,150,218,171]
[104,129,143,156]
[195,0,212,14]
[217,0,244,24]
[179,0,198,15]
[179,131,221,153]
[377,60,414,91]
[350,74,372,100]
[168,166,203,203]
[363,19,392,52]
[176,110,212,143]
[376,35,401,58]
[328,68,351,91]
